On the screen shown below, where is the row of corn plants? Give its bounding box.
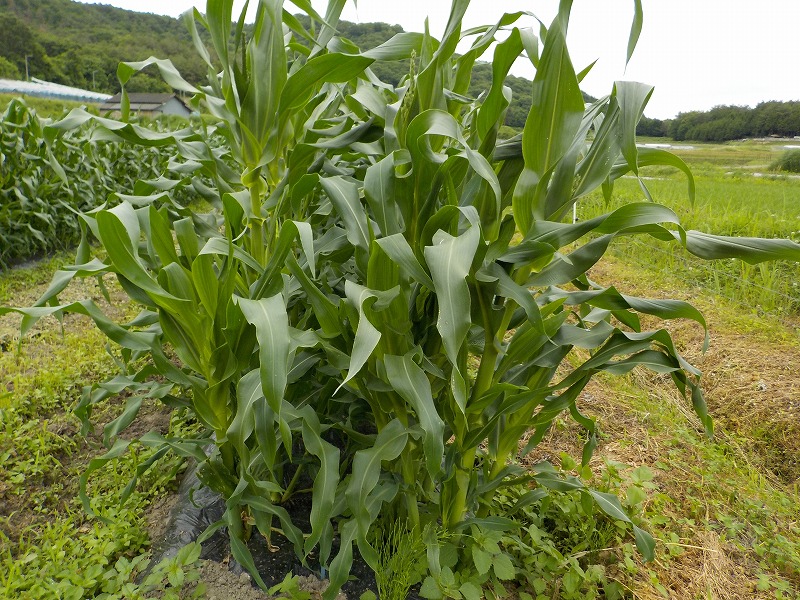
[0,99,199,268]
[5,0,800,597]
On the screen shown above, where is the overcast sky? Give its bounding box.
[75,0,800,119]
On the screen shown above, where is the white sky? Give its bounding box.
[76,0,800,119]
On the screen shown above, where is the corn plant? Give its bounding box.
[5,0,800,598]
[0,99,184,267]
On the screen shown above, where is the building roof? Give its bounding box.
[106,93,176,104]
[99,93,190,112]
[0,78,111,103]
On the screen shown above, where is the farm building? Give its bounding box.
[0,77,111,103]
[99,93,191,117]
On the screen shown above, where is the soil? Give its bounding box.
[147,459,419,600]
[180,562,343,600]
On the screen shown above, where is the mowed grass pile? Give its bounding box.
[578,256,800,599]
[582,141,800,315]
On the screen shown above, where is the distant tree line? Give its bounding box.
[637,102,800,141]
[0,0,588,128]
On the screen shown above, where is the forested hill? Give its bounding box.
[0,0,597,128]
[0,0,208,92]
[639,103,800,141]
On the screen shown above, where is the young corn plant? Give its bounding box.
[5,0,800,597]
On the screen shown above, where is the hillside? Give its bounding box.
[0,0,583,128]
[0,0,208,92]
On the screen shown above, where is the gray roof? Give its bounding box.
[99,93,189,112]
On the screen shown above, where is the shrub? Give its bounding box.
[771,149,800,173]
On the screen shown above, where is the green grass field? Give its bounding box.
[0,93,99,119]
[581,139,800,315]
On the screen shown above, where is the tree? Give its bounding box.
[0,13,53,79]
[0,56,20,79]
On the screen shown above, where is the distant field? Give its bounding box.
[583,139,800,315]
[0,93,101,119]
[637,136,800,173]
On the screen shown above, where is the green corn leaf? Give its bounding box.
[362,32,425,60]
[321,176,370,252]
[615,81,654,179]
[205,0,235,73]
[191,254,220,317]
[364,155,403,237]
[300,408,341,559]
[285,256,342,337]
[2,300,156,351]
[629,147,695,203]
[96,207,187,313]
[573,99,621,200]
[424,218,481,413]
[416,0,469,111]
[241,0,287,165]
[476,28,523,140]
[325,520,358,600]
[600,350,681,375]
[627,0,644,66]
[117,57,199,95]
[375,234,435,290]
[339,281,382,390]
[385,353,445,477]
[237,294,291,414]
[148,206,181,266]
[679,231,800,264]
[280,53,373,115]
[227,369,266,465]
[200,237,264,274]
[345,419,409,538]
[513,15,584,231]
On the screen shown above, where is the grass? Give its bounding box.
[581,139,800,315]
[571,254,800,599]
[0,253,203,599]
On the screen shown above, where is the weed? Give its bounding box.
[372,520,426,600]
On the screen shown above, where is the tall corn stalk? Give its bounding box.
[5,1,800,597]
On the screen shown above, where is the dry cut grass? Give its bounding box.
[525,254,800,599]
